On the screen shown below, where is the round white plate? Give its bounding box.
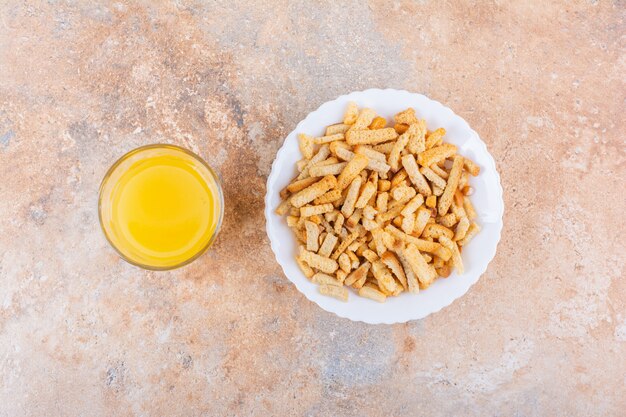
[264,89,504,324]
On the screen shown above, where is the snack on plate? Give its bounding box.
[276,103,480,302]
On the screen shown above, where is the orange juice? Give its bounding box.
[99,145,223,270]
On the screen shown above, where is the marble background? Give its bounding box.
[0,1,624,416]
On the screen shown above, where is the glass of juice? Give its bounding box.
[98,144,224,270]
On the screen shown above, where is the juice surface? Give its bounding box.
[100,146,221,269]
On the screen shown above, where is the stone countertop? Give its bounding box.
[0,1,624,416]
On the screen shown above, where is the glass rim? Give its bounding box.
[98,143,224,271]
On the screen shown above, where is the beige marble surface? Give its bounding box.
[0,1,625,416]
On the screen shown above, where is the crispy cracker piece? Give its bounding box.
[313,133,345,144]
[358,286,386,302]
[326,123,350,135]
[318,233,339,257]
[298,133,315,159]
[371,228,386,256]
[433,245,452,262]
[296,159,308,172]
[362,217,379,231]
[314,189,342,205]
[394,108,419,125]
[346,208,362,228]
[376,204,403,224]
[425,195,437,209]
[333,213,345,234]
[373,141,396,154]
[438,155,464,216]
[346,128,398,145]
[371,260,398,294]
[331,231,359,260]
[275,199,291,216]
[422,223,454,239]
[390,169,408,188]
[354,145,387,162]
[391,185,417,203]
[458,171,469,190]
[319,284,348,301]
[453,216,470,241]
[413,206,431,236]
[353,271,368,289]
[336,146,391,174]
[401,211,416,234]
[311,272,342,286]
[286,216,299,227]
[450,200,467,219]
[432,185,444,196]
[436,264,451,278]
[355,181,377,209]
[369,116,387,129]
[402,243,437,286]
[305,221,320,252]
[425,128,445,149]
[463,195,477,220]
[388,129,411,172]
[362,249,379,263]
[401,194,424,217]
[376,192,389,213]
[299,247,338,274]
[458,222,480,246]
[343,101,359,125]
[297,145,330,180]
[329,140,351,156]
[287,176,320,195]
[422,253,433,264]
[292,226,307,243]
[346,250,359,268]
[438,213,457,228]
[394,246,419,293]
[337,154,369,189]
[344,261,371,286]
[420,166,447,189]
[338,253,351,273]
[392,216,403,228]
[300,203,334,217]
[464,158,480,176]
[417,143,457,167]
[439,236,463,274]
[332,146,355,162]
[296,256,314,278]
[336,269,348,283]
[365,159,391,175]
[341,176,362,218]
[308,162,347,177]
[406,120,427,154]
[362,205,377,220]
[351,108,376,130]
[402,154,432,196]
[430,163,449,179]
[381,251,408,290]
[385,224,450,257]
[315,157,340,167]
[325,210,339,222]
[378,180,391,192]
[394,123,409,134]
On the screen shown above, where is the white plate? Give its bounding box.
[264,89,504,324]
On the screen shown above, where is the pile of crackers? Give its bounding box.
[276,103,481,302]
